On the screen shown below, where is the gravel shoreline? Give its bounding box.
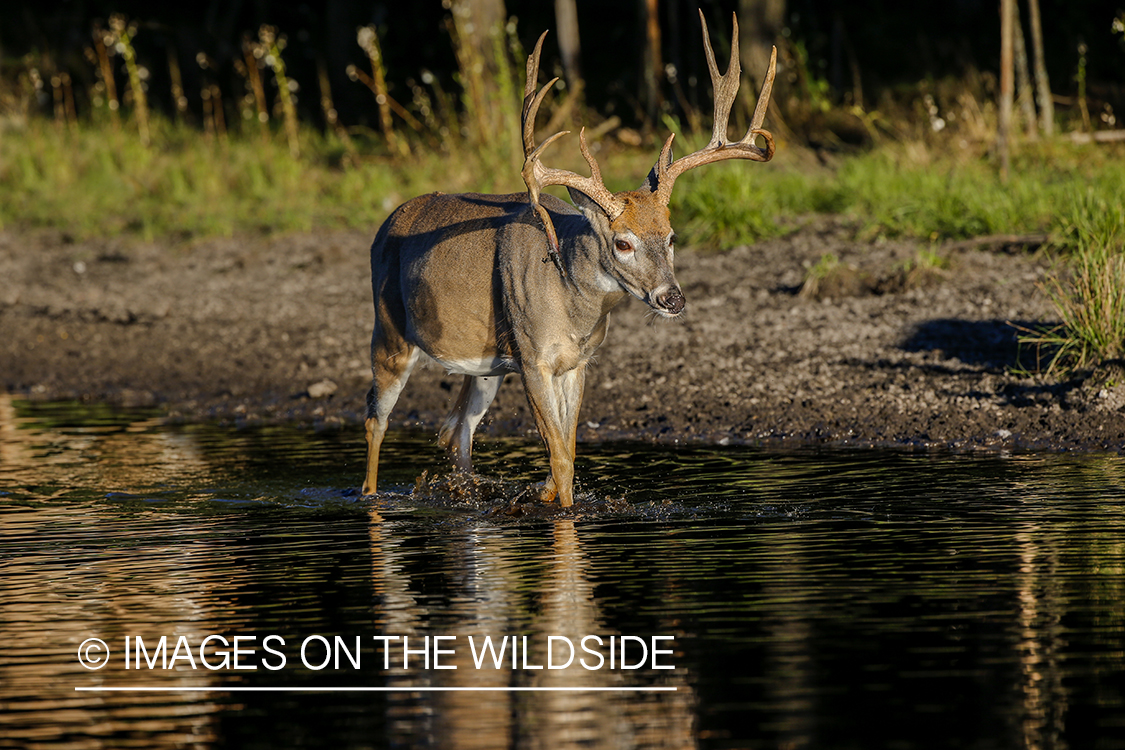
[3,223,1124,453]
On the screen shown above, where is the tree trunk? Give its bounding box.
[998,0,1014,183]
[452,0,507,76]
[639,0,663,128]
[554,0,583,91]
[449,0,509,147]
[738,0,786,127]
[1026,0,1055,135]
[1013,2,1037,139]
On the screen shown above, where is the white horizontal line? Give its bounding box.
[75,686,677,693]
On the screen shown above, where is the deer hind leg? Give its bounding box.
[522,364,586,507]
[438,375,504,473]
[363,341,420,496]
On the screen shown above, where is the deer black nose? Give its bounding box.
[657,288,686,315]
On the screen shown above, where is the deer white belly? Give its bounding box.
[429,353,512,378]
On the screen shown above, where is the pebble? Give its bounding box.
[307,379,338,399]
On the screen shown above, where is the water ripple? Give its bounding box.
[2,395,1124,749]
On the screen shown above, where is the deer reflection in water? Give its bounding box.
[368,511,697,749]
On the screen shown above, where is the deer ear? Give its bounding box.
[639,139,674,193]
[567,186,611,220]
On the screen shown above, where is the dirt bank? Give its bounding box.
[2,222,1124,453]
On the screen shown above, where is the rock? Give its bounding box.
[307,379,338,399]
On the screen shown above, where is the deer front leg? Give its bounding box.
[521,363,586,507]
[363,341,420,496]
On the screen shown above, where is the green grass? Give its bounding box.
[3,114,1123,251]
[670,138,1125,249]
[1018,191,1125,374]
[797,252,842,298]
[0,116,529,240]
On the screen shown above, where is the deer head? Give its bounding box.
[520,10,777,318]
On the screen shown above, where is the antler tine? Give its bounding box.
[576,128,607,187]
[522,129,569,264]
[654,12,777,206]
[523,31,556,157]
[523,127,623,221]
[701,10,741,150]
[525,31,547,100]
[747,45,777,138]
[523,79,559,156]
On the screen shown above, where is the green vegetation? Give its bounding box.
[1018,192,1125,374]
[0,118,525,239]
[7,115,1122,251]
[798,252,843,298]
[669,139,1125,248]
[1,13,1122,375]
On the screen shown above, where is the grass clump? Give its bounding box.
[799,252,843,298]
[1018,193,1125,374]
[872,247,953,295]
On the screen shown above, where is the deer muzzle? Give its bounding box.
[654,286,686,316]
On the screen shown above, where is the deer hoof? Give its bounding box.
[535,481,558,504]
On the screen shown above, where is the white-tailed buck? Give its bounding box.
[363,11,776,506]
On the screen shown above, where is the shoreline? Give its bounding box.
[2,224,1123,454]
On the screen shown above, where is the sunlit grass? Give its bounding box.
[669,138,1125,249]
[2,114,1123,261]
[1018,191,1125,374]
[0,117,530,239]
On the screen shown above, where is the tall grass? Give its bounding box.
[1018,191,1125,373]
[1,7,1122,310]
[4,113,1124,256]
[669,138,1125,249]
[0,13,543,240]
[0,114,537,241]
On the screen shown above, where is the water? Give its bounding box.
[2,394,1124,750]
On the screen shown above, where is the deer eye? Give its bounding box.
[614,239,634,253]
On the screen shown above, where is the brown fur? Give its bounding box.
[362,190,683,507]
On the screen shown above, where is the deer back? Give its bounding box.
[373,191,608,376]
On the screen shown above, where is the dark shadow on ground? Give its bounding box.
[900,319,1052,371]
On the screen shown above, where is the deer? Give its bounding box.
[362,11,776,506]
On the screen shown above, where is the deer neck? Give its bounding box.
[556,213,629,320]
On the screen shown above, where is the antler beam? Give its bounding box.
[521,31,624,274]
[654,10,777,206]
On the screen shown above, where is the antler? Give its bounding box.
[522,31,624,275]
[652,10,777,206]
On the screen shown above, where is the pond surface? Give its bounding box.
[2,394,1124,750]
